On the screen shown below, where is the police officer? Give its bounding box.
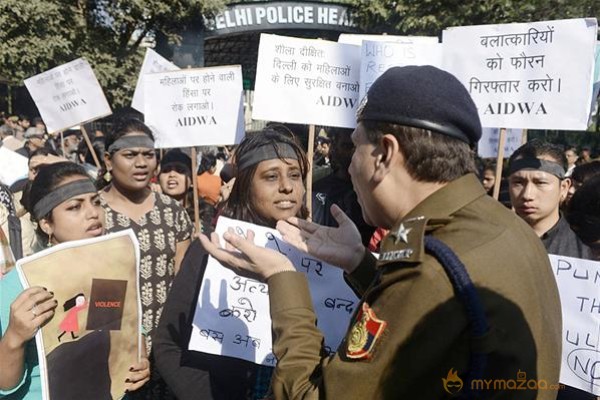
[200,66,562,399]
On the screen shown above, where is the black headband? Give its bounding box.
[33,179,97,220]
[508,158,566,179]
[107,135,155,154]
[236,143,299,171]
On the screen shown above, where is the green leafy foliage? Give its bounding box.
[350,0,599,36]
[0,0,224,108]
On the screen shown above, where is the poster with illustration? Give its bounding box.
[16,230,141,400]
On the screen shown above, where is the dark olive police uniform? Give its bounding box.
[268,174,561,399]
[265,66,562,399]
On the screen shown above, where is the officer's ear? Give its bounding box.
[373,133,400,182]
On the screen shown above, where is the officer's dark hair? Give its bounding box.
[223,128,309,227]
[567,175,600,247]
[509,140,567,170]
[362,121,476,183]
[571,160,600,186]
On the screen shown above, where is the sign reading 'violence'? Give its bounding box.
[144,65,244,148]
[253,33,360,128]
[443,18,597,130]
[24,58,112,133]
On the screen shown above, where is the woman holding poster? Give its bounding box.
[0,162,149,399]
[99,117,192,399]
[153,127,309,400]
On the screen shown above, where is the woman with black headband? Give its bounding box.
[153,128,309,400]
[99,118,192,399]
[0,162,149,398]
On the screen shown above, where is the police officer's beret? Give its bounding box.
[357,65,482,147]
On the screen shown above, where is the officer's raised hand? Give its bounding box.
[277,204,365,274]
[198,228,295,281]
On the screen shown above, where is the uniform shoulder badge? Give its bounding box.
[346,302,387,360]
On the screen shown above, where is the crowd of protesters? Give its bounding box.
[0,65,599,400]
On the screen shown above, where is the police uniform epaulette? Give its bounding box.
[377,216,450,266]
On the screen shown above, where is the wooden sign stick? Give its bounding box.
[492,128,507,200]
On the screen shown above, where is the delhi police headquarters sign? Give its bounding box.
[204,1,358,36]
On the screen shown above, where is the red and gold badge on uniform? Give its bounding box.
[346,302,387,359]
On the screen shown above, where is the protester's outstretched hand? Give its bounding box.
[125,356,150,392]
[277,204,365,274]
[5,287,56,348]
[198,228,295,281]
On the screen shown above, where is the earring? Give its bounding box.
[47,233,53,248]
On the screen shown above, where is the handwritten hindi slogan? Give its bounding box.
[131,48,179,114]
[443,18,598,130]
[549,255,600,395]
[359,39,442,101]
[144,65,245,148]
[477,128,523,158]
[189,217,359,366]
[24,58,112,134]
[252,33,360,128]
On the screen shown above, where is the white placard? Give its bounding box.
[589,42,600,126]
[189,217,358,366]
[549,255,600,395]
[477,128,523,158]
[443,18,598,130]
[24,58,112,133]
[360,39,443,101]
[131,48,179,114]
[253,33,361,128]
[338,33,438,46]
[0,147,28,186]
[144,66,245,148]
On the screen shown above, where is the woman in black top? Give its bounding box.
[154,128,309,400]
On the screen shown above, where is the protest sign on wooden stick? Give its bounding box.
[144,66,245,149]
[24,58,112,134]
[443,18,597,130]
[253,34,361,128]
[492,128,507,200]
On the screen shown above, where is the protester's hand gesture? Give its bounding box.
[277,204,365,274]
[198,228,295,281]
[125,357,150,392]
[5,287,56,348]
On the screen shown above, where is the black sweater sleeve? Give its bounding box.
[153,239,257,400]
